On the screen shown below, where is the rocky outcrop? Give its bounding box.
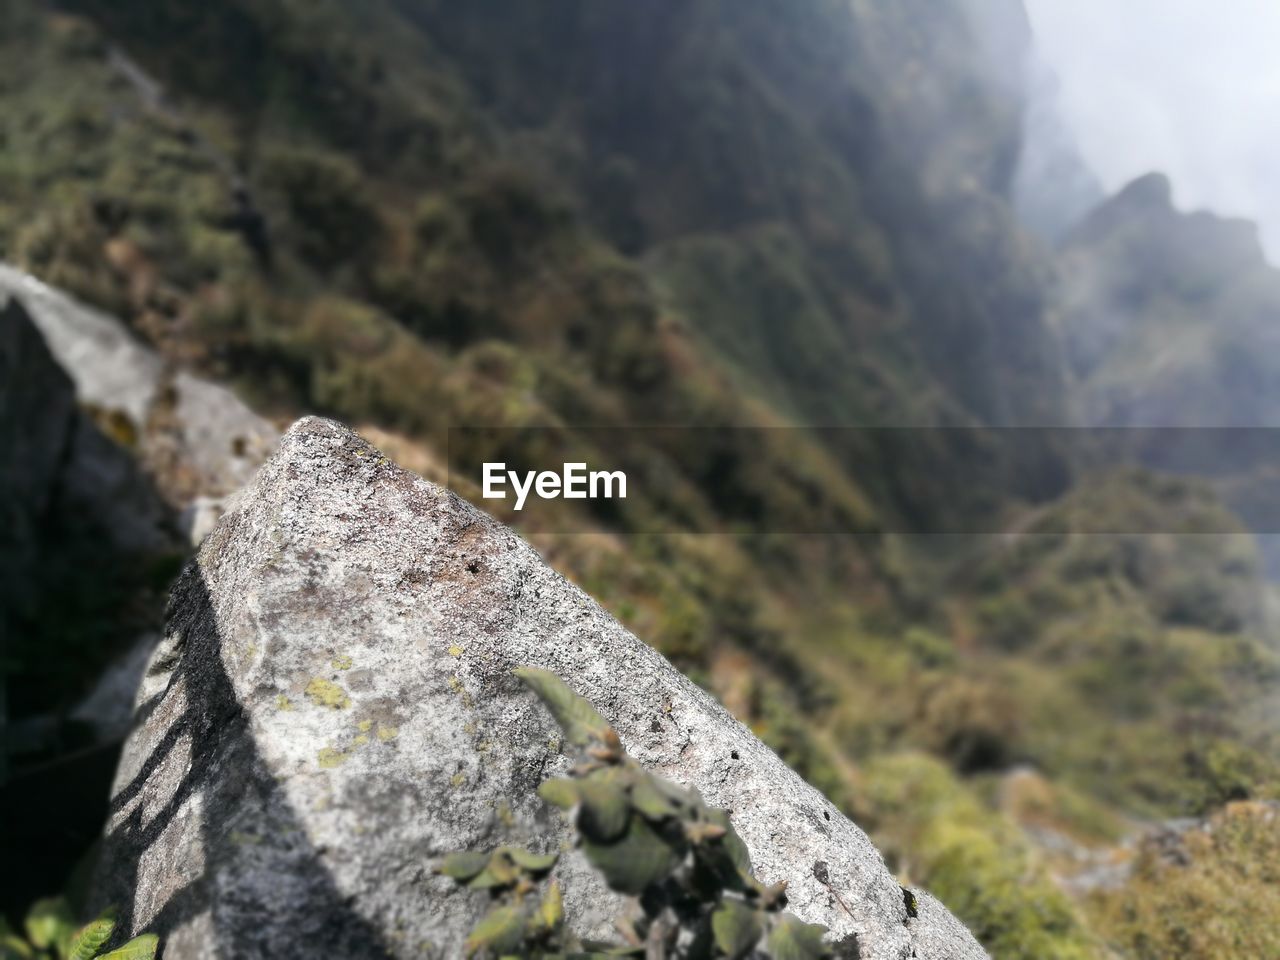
[1,290,173,622]
[3,266,275,904]
[1,289,174,901]
[95,417,986,959]
[0,294,79,604]
[0,263,278,541]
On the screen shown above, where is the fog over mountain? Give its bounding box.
[1025,0,1280,260]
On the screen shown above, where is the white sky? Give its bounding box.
[1025,0,1280,259]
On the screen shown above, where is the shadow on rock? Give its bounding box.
[94,567,392,958]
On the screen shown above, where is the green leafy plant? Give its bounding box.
[0,899,158,960]
[437,667,833,959]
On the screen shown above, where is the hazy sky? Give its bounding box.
[1025,0,1280,260]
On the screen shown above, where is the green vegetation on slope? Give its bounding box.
[3,2,1279,957]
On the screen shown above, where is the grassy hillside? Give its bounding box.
[3,2,1278,956]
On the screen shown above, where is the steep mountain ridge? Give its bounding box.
[1056,172,1280,427]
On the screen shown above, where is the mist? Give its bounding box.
[1025,0,1280,260]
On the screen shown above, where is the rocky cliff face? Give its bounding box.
[94,417,986,960]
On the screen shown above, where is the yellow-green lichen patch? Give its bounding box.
[276,694,294,711]
[448,675,474,707]
[357,719,374,732]
[495,801,515,827]
[354,734,370,746]
[377,726,399,741]
[450,772,466,787]
[331,654,353,670]
[448,644,464,657]
[305,677,351,709]
[318,746,351,769]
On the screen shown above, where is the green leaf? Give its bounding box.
[97,934,160,960]
[767,915,831,960]
[437,851,492,882]
[24,898,75,952]
[504,846,559,875]
[704,808,753,875]
[0,925,36,960]
[464,905,528,958]
[468,853,520,890]
[68,907,118,960]
[514,668,612,745]
[711,899,763,959]
[536,881,564,933]
[582,816,683,895]
[630,774,683,822]
[577,769,631,843]
[538,778,580,810]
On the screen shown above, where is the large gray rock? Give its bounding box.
[96,417,986,960]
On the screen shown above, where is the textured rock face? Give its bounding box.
[96,417,986,960]
[0,263,278,534]
[0,290,172,602]
[0,294,78,596]
[1,290,172,760]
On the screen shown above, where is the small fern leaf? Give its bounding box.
[505,847,559,874]
[1,915,37,960]
[536,880,564,933]
[711,899,763,959]
[537,777,580,810]
[68,908,117,960]
[514,667,611,745]
[97,933,159,960]
[436,851,491,882]
[767,915,831,960]
[582,816,683,895]
[24,897,76,951]
[464,905,527,957]
[576,768,631,842]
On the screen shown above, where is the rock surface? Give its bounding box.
[1,289,174,602]
[0,263,278,535]
[96,417,987,960]
[1,290,173,758]
[0,294,79,601]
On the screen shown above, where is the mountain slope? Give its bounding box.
[4,3,1279,957]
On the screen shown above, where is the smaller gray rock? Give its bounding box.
[0,262,279,508]
[0,293,78,590]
